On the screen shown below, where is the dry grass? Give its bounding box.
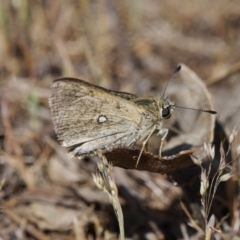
[0,1,240,239]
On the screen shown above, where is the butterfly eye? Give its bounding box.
[161,107,171,119]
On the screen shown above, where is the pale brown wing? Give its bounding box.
[49,78,148,155]
[108,90,137,100]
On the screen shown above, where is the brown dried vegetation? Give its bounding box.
[0,1,240,239]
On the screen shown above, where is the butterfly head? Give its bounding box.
[160,98,175,120]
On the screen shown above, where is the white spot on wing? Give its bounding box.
[98,115,107,123]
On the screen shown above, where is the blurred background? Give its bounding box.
[0,0,240,239]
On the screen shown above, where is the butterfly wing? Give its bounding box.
[108,89,138,100]
[49,78,149,156]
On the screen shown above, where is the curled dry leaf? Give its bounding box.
[106,148,195,174]
[106,64,216,173]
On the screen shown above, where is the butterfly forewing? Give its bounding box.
[49,78,154,156]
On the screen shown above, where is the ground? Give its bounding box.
[0,1,239,239]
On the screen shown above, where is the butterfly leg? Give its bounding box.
[157,128,169,160]
[135,125,156,168]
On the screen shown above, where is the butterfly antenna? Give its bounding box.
[162,65,181,98]
[172,104,219,117]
